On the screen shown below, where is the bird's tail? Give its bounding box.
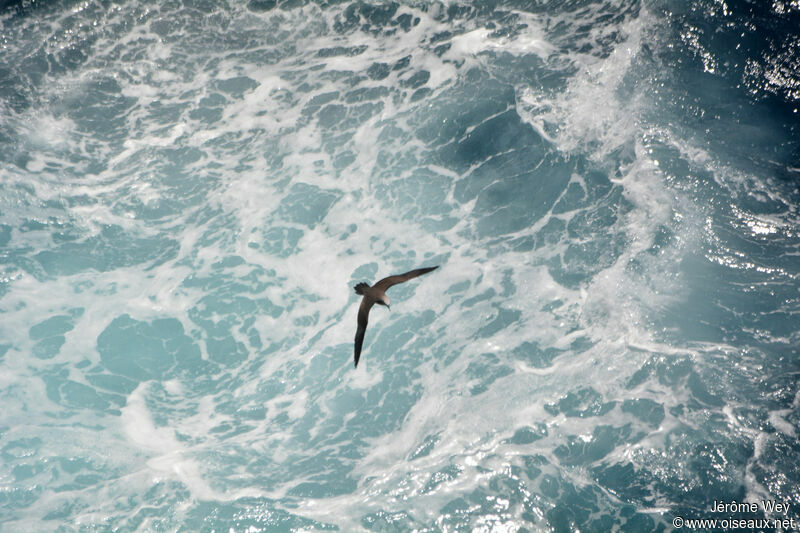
[353,282,370,295]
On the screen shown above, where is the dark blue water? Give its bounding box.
[0,0,798,531]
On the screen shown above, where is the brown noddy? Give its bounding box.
[352,266,438,367]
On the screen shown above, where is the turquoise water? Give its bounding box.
[1,0,799,531]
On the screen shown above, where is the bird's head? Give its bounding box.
[379,296,391,310]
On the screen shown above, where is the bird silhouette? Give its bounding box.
[352,266,438,367]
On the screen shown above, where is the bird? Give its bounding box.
[352,266,438,367]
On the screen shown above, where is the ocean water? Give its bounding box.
[1,0,799,531]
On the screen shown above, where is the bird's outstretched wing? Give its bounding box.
[354,297,375,367]
[373,266,438,292]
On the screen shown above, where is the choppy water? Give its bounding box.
[1,0,799,531]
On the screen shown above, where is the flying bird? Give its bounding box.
[352,266,438,367]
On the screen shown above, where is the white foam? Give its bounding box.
[768,409,797,437]
[518,8,652,159]
[0,1,765,529]
[122,383,186,451]
[120,382,266,503]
